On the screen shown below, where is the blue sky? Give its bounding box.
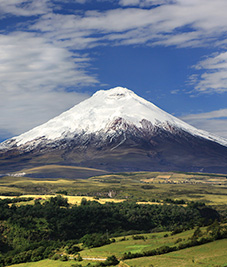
[0,0,227,141]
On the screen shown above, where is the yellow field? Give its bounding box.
[137,201,164,205]
[66,195,124,205]
[0,194,125,205]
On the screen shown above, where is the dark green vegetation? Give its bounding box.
[0,195,223,266]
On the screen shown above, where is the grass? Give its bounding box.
[10,230,227,267]
[124,239,227,267]
[79,230,196,259]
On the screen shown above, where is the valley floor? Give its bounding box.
[0,169,227,209]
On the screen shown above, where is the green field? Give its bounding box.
[124,239,227,267]
[9,231,227,267]
[79,231,191,259]
[1,167,227,210]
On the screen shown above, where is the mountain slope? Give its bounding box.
[0,87,227,173]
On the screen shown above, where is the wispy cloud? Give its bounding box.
[0,0,51,16]
[181,109,227,120]
[119,0,174,7]
[0,32,96,137]
[180,109,227,139]
[190,52,227,93]
[0,32,97,91]
[2,0,227,49]
[25,0,226,50]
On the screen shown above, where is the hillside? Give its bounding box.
[9,230,227,267]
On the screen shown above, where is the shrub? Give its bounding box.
[66,245,81,254]
[80,233,111,248]
[171,226,184,235]
[77,254,83,261]
[104,255,119,266]
[52,254,60,260]
[132,235,146,240]
[60,255,68,261]
[175,238,182,244]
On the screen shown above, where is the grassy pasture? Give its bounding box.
[79,230,195,259]
[0,168,227,209]
[124,239,227,267]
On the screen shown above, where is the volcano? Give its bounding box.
[0,87,227,173]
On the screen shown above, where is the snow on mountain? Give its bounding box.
[1,87,227,149]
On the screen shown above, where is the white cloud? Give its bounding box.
[0,32,97,91]
[0,32,97,137]
[119,0,140,6]
[0,0,51,16]
[181,109,227,120]
[180,109,227,139]
[1,0,227,50]
[0,90,89,138]
[190,52,227,93]
[119,0,174,7]
[30,0,227,50]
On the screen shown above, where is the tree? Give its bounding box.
[80,233,111,248]
[104,255,119,266]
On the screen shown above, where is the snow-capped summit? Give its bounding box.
[1,86,226,148]
[0,87,227,173]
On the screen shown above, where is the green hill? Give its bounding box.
[9,232,227,267]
